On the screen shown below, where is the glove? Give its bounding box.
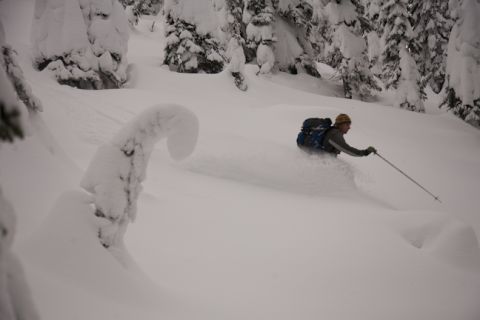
[364,146,377,156]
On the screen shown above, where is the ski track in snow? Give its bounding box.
[182,137,357,197]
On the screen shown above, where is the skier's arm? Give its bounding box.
[327,131,367,157]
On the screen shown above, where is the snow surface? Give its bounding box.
[1,1,480,320]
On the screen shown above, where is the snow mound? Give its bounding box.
[18,190,160,301]
[392,211,480,272]
[184,135,357,196]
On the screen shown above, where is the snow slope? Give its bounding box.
[1,1,480,320]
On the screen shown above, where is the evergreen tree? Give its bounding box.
[441,0,480,127]
[243,0,276,73]
[220,0,248,90]
[362,0,383,75]
[2,46,43,113]
[323,0,379,100]
[32,0,130,90]
[0,64,25,143]
[379,0,425,111]
[410,0,453,94]
[0,23,28,142]
[276,0,320,77]
[225,0,245,40]
[133,0,163,15]
[311,0,339,68]
[163,0,225,73]
[0,19,41,320]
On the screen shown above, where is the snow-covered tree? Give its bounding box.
[0,65,26,142]
[410,0,453,94]
[2,46,43,114]
[441,0,480,127]
[133,0,163,15]
[226,37,248,90]
[362,0,383,75]
[311,0,337,65]
[225,0,245,40]
[124,0,163,27]
[163,0,225,73]
[31,0,130,89]
[323,0,379,100]
[0,23,29,142]
[243,0,276,73]
[81,104,199,250]
[379,0,425,111]
[275,0,320,77]
[0,17,41,320]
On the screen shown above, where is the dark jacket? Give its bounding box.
[323,127,368,157]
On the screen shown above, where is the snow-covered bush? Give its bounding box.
[163,0,225,73]
[81,104,199,249]
[31,0,130,89]
[441,0,480,127]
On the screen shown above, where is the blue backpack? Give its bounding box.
[296,118,332,151]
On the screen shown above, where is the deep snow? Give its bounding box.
[1,1,480,320]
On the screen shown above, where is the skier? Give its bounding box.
[323,114,376,157]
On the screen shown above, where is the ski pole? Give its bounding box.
[374,151,442,203]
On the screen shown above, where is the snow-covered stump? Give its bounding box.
[81,104,199,250]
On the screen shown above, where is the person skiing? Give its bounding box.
[323,114,376,157]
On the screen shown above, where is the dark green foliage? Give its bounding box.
[0,101,24,143]
[275,1,320,77]
[133,0,163,15]
[163,15,224,74]
[247,0,275,26]
[409,0,452,94]
[379,0,410,90]
[226,0,245,38]
[441,87,480,127]
[2,46,42,112]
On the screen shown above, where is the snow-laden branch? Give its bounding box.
[81,104,199,249]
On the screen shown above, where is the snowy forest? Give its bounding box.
[9,0,480,125]
[1,0,480,319]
